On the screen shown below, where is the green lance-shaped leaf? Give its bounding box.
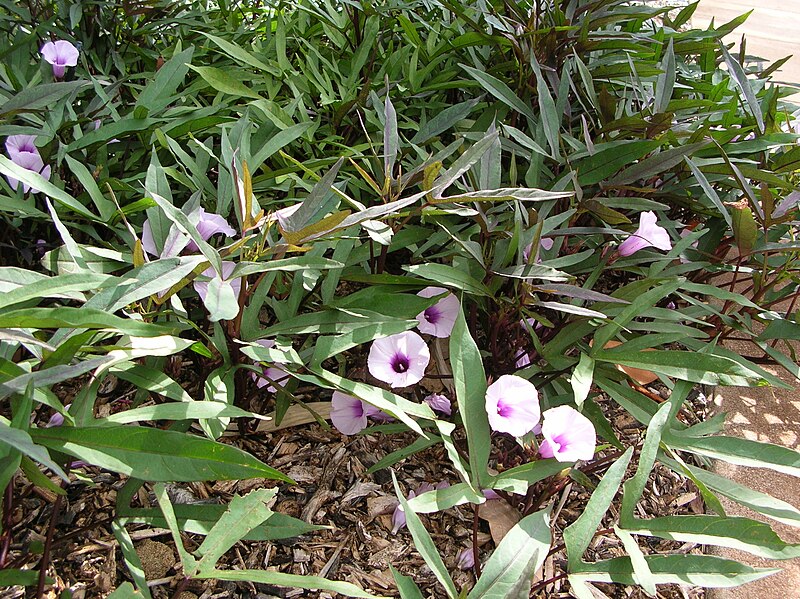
[614,527,656,596]
[530,54,560,158]
[654,38,675,114]
[98,401,262,425]
[467,507,552,599]
[107,582,144,599]
[0,306,180,337]
[86,255,206,313]
[720,43,765,134]
[430,128,500,196]
[0,421,68,482]
[0,155,96,219]
[564,448,633,570]
[277,158,343,235]
[154,483,198,573]
[571,352,594,408]
[593,348,765,386]
[450,302,491,488]
[196,489,277,572]
[460,64,535,121]
[391,471,458,599]
[0,80,86,116]
[390,565,425,599]
[730,201,758,255]
[0,569,50,587]
[135,47,194,115]
[111,363,193,403]
[570,554,777,588]
[366,436,441,475]
[204,569,386,598]
[622,514,800,560]
[592,279,682,351]
[0,357,114,400]
[575,140,661,186]
[111,521,153,599]
[685,157,733,229]
[199,33,277,73]
[411,99,479,145]
[31,426,292,482]
[0,271,114,310]
[664,434,800,478]
[661,456,800,527]
[117,501,319,541]
[384,93,398,178]
[490,459,566,495]
[405,264,491,297]
[609,142,709,186]
[434,419,474,488]
[621,402,673,521]
[188,65,261,99]
[407,482,484,514]
[64,154,116,220]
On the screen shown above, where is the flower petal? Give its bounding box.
[53,40,79,66]
[367,331,430,388]
[330,391,368,435]
[485,375,540,437]
[539,405,596,462]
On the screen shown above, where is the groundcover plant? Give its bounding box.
[1,0,800,596]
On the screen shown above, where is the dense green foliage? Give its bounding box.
[1,0,800,596]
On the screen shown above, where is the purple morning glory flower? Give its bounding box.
[367,331,430,388]
[415,286,460,338]
[391,481,448,534]
[523,237,554,262]
[4,135,51,194]
[617,211,672,257]
[45,403,71,428]
[330,391,383,435]
[485,375,541,438]
[538,405,596,462]
[424,392,452,416]
[514,349,531,369]
[40,40,79,79]
[457,547,476,570]
[250,339,290,393]
[141,207,236,257]
[188,208,236,251]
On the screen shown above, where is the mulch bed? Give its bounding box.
[2,382,712,599]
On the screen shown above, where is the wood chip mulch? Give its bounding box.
[2,385,713,599]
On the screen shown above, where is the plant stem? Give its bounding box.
[36,494,63,599]
[530,571,568,594]
[0,476,14,568]
[472,503,482,578]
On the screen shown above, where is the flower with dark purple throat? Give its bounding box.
[415,286,459,338]
[368,331,430,388]
[4,135,51,194]
[485,374,541,437]
[330,391,383,435]
[538,405,596,462]
[40,40,79,79]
